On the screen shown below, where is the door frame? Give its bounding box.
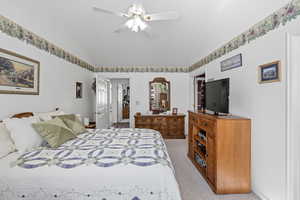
[98,74,132,127]
[286,33,300,200]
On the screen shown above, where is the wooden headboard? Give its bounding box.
[11,112,34,118]
[0,108,60,122]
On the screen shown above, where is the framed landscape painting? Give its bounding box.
[221,53,242,72]
[258,61,281,84]
[0,48,40,95]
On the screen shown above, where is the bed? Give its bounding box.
[0,113,182,200]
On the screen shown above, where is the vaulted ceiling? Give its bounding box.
[0,0,290,67]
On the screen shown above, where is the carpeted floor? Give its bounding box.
[165,139,261,200]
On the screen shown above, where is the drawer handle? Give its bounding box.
[203,122,208,126]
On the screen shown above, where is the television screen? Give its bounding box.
[205,78,229,114]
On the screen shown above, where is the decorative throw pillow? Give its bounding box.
[32,118,76,148]
[3,117,43,154]
[54,114,87,135]
[34,110,65,121]
[0,123,16,158]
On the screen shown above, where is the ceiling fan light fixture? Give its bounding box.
[128,4,145,16]
[93,4,179,35]
[125,16,148,32]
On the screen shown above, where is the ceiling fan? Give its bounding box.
[93,4,179,36]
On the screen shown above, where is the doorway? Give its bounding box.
[194,73,206,112]
[111,79,130,128]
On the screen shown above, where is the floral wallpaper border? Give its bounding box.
[0,15,95,72]
[95,66,189,73]
[1,0,299,73]
[0,15,189,73]
[189,0,300,72]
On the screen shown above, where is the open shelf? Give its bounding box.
[194,149,206,161]
[194,136,206,146]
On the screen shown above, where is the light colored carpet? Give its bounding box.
[165,139,261,200]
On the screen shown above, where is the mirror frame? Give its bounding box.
[149,77,171,113]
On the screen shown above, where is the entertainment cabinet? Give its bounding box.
[188,111,251,194]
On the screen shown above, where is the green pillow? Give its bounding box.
[54,114,87,135]
[32,118,76,148]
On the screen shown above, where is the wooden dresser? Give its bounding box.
[188,111,251,194]
[135,114,185,139]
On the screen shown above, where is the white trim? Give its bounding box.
[253,187,271,200]
[286,33,300,200]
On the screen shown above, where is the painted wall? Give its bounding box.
[0,33,95,120]
[0,0,95,64]
[189,20,300,200]
[98,73,190,134]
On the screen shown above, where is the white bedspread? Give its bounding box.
[0,128,182,200]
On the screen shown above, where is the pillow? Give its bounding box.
[0,123,16,158]
[3,117,43,154]
[54,114,87,135]
[75,114,82,122]
[32,118,76,148]
[34,110,65,121]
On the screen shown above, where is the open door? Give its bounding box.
[96,77,111,129]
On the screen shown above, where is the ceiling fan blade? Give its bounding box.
[93,7,128,18]
[113,24,129,34]
[143,26,159,39]
[143,12,179,21]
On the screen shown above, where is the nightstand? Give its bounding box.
[85,122,96,129]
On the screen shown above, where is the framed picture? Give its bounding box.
[76,82,83,99]
[172,107,178,115]
[0,48,40,95]
[258,61,281,84]
[221,53,242,72]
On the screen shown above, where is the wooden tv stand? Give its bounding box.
[188,111,251,194]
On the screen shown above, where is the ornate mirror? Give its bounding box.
[149,77,170,113]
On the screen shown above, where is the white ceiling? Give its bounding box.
[1,0,290,67]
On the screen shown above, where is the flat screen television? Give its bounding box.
[205,78,229,114]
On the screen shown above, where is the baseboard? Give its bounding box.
[252,187,271,200]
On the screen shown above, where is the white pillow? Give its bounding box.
[3,117,43,154]
[34,110,65,121]
[75,114,82,122]
[0,123,16,158]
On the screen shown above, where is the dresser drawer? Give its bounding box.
[189,114,197,123]
[198,118,215,130]
[135,114,185,139]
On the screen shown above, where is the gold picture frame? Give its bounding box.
[258,61,281,84]
[0,48,40,95]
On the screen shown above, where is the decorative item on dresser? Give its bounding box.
[172,107,178,115]
[135,113,185,139]
[188,111,251,194]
